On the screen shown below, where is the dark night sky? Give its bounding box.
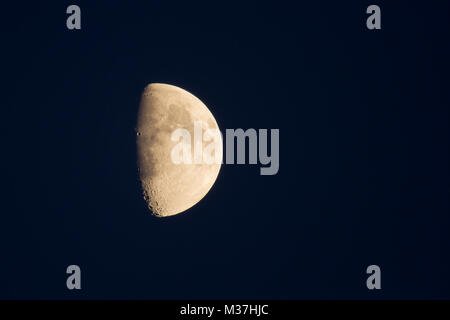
[2,1,449,299]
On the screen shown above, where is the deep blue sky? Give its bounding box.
[2,1,449,299]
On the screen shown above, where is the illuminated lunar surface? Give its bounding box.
[136,83,222,217]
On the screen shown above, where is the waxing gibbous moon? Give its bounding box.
[136,83,222,217]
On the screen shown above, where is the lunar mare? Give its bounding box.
[136,83,222,217]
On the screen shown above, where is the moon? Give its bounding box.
[136,83,222,217]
